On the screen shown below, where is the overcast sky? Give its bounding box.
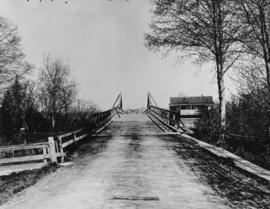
[0,0,237,109]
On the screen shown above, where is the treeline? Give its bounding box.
[196,73,270,169]
[0,18,97,145]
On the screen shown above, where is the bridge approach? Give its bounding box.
[2,94,270,209]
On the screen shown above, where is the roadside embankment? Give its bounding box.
[0,163,58,205]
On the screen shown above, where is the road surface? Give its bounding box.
[2,114,230,209]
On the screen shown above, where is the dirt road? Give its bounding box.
[2,114,230,209]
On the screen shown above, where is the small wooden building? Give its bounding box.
[169,96,213,128]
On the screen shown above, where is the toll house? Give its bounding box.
[169,96,213,128]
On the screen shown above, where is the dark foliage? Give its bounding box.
[0,77,97,145]
[195,90,270,169]
[194,104,221,144]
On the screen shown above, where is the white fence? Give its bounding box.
[0,129,88,166]
[0,142,50,165]
[0,95,123,167]
[0,107,121,166]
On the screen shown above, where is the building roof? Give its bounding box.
[170,96,213,105]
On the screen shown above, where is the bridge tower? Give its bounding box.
[112,93,123,109]
[147,92,158,109]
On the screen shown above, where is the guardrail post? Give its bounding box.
[48,137,58,163]
[58,136,65,163]
[74,132,77,144]
[42,144,48,163]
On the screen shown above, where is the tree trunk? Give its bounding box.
[219,76,226,127]
[51,114,55,131]
[260,10,270,141]
[265,61,270,140]
[217,65,226,142]
[265,62,270,98]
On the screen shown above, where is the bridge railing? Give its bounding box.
[45,107,121,163]
[0,142,50,165]
[147,105,186,132]
[0,107,122,165]
[90,107,120,133]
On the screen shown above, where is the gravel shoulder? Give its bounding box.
[171,135,270,209]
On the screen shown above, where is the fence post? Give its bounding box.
[74,132,77,144]
[42,145,48,163]
[48,137,58,163]
[59,136,65,163]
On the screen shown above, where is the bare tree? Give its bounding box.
[74,99,99,113]
[235,57,266,92]
[38,55,76,130]
[237,0,270,99]
[145,0,243,135]
[0,17,31,91]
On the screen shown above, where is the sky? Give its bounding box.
[0,0,237,110]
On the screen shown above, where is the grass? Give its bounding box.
[0,163,58,205]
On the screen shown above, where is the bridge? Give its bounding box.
[1,93,270,209]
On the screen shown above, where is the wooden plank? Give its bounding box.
[93,132,182,137]
[148,112,182,133]
[95,113,117,130]
[0,154,47,165]
[58,128,83,139]
[48,137,58,163]
[0,143,48,152]
[61,133,88,148]
[0,162,48,176]
[181,134,270,182]
[75,133,88,141]
[95,119,113,134]
[146,113,167,132]
[62,139,75,148]
[61,133,87,148]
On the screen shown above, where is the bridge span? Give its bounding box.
[2,113,270,209]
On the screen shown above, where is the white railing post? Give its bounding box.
[48,137,57,163]
[59,136,65,163]
[42,144,48,163]
[74,132,77,144]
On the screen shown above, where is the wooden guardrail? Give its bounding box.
[0,129,89,165]
[0,142,50,165]
[147,106,185,131]
[91,107,120,133]
[0,107,121,166]
[56,128,88,163]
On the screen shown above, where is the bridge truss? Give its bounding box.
[146,92,191,133]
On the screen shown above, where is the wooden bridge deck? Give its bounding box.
[2,114,230,209]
